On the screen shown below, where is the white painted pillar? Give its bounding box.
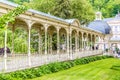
[86,34,88,50]
[75,32,78,53]
[12,26,15,55]
[38,31,42,54]
[67,31,69,53]
[50,34,52,54]
[4,27,7,71]
[57,28,60,54]
[78,34,79,51]
[70,29,72,59]
[67,29,69,59]
[44,25,48,55]
[90,35,92,50]
[28,25,31,67]
[81,32,84,50]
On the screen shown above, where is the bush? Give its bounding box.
[0,55,113,80]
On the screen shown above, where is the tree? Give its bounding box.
[71,0,94,24]
[28,0,94,24]
[102,0,120,17]
[50,0,72,19]
[88,0,110,10]
[29,0,55,13]
[88,0,120,18]
[0,5,28,30]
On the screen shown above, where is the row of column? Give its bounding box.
[4,22,99,68]
[21,24,97,56]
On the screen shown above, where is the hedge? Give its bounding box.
[0,55,113,80]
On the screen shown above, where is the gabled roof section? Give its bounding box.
[65,19,80,27]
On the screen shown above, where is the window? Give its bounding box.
[115,26,118,31]
[115,36,117,38]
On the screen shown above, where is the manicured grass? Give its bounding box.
[29,58,120,80]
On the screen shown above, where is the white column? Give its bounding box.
[78,33,80,51]
[28,25,31,67]
[75,32,77,53]
[81,32,84,50]
[4,27,7,70]
[86,34,88,50]
[50,34,52,54]
[90,35,92,50]
[44,24,48,55]
[69,29,72,59]
[57,28,60,54]
[67,30,69,54]
[12,26,15,55]
[38,31,42,54]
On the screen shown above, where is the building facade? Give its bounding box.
[104,13,120,48]
[0,1,110,72]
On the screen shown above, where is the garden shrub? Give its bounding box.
[0,55,113,80]
[38,65,52,75]
[61,62,72,69]
[10,71,27,79]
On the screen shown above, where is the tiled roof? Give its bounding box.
[87,20,111,34]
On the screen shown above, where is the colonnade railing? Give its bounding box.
[0,50,103,73]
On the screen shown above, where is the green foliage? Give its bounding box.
[0,55,113,80]
[88,0,120,18]
[50,0,72,19]
[0,5,28,53]
[27,0,94,24]
[0,5,28,30]
[29,0,56,13]
[71,0,94,24]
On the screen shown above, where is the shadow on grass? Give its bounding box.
[111,65,120,71]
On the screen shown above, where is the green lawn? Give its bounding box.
[29,58,120,80]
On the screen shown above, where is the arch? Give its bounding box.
[59,27,67,53]
[59,27,67,36]
[71,29,77,35]
[47,25,57,35]
[65,19,81,27]
[92,34,95,43]
[83,32,87,39]
[88,33,91,41]
[72,19,81,27]
[79,31,82,37]
[32,23,44,29]
[13,18,28,31]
